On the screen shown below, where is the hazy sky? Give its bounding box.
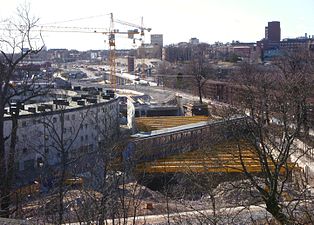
[1,0,313,50]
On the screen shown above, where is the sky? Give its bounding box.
[0,0,313,51]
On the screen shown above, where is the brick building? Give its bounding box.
[265,21,281,42]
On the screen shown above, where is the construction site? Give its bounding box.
[5,107,309,224]
[1,7,314,224]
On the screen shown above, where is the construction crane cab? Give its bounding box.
[107,13,151,89]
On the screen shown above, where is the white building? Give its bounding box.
[4,97,120,173]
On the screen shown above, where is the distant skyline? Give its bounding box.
[1,0,314,50]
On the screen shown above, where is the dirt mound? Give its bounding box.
[214,179,262,207]
[120,182,166,202]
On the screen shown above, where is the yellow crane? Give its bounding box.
[23,13,151,89]
[108,13,151,89]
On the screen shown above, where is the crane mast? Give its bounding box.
[140,16,146,79]
[107,13,151,89]
[108,13,117,90]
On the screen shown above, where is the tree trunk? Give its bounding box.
[98,164,108,225]
[210,193,217,225]
[266,198,291,225]
[0,107,7,217]
[58,113,66,225]
[198,80,203,104]
[58,167,65,225]
[0,107,19,217]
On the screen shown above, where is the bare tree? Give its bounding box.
[40,104,91,224]
[229,49,314,224]
[0,4,45,217]
[188,44,213,104]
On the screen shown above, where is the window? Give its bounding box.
[53,117,57,123]
[85,124,88,129]
[65,115,70,121]
[22,121,27,127]
[24,159,35,170]
[22,147,27,154]
[71,114,75,120]
[85,135,88,141]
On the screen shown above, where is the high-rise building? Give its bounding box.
[151,34,163,47]
[265,21,281,42]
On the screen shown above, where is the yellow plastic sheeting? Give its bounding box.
[135,116,210,132]
[136,140,295,174]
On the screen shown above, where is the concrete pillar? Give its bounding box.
[176,94,184,116]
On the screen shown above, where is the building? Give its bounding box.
[162,43,192,62]
[258,21,314,60]
[279,38,314,51]
[189,38,200,45]
[137,44,162,59]
[265,21,281,42]
[258,37,314,60]
[4,95,120,176]
[150,34,163,47]
[230,43,261,62]
[128,56,135,73]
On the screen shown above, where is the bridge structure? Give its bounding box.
[122,116,258,172]
[121,116,295,174]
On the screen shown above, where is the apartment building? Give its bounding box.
[4,96,120,173]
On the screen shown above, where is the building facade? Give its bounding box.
[150,34,163,47]
[4,97,120,174]
[162,43,193,62]
[265,21,281,42]
[128,56,135,73]
[189,38,200,45]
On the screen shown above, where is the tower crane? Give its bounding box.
[108,13,151,89]
[15,13,151,89]
[116,17,151,79]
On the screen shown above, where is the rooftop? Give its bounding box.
[4,96,117,119]
[135,116,210,133]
